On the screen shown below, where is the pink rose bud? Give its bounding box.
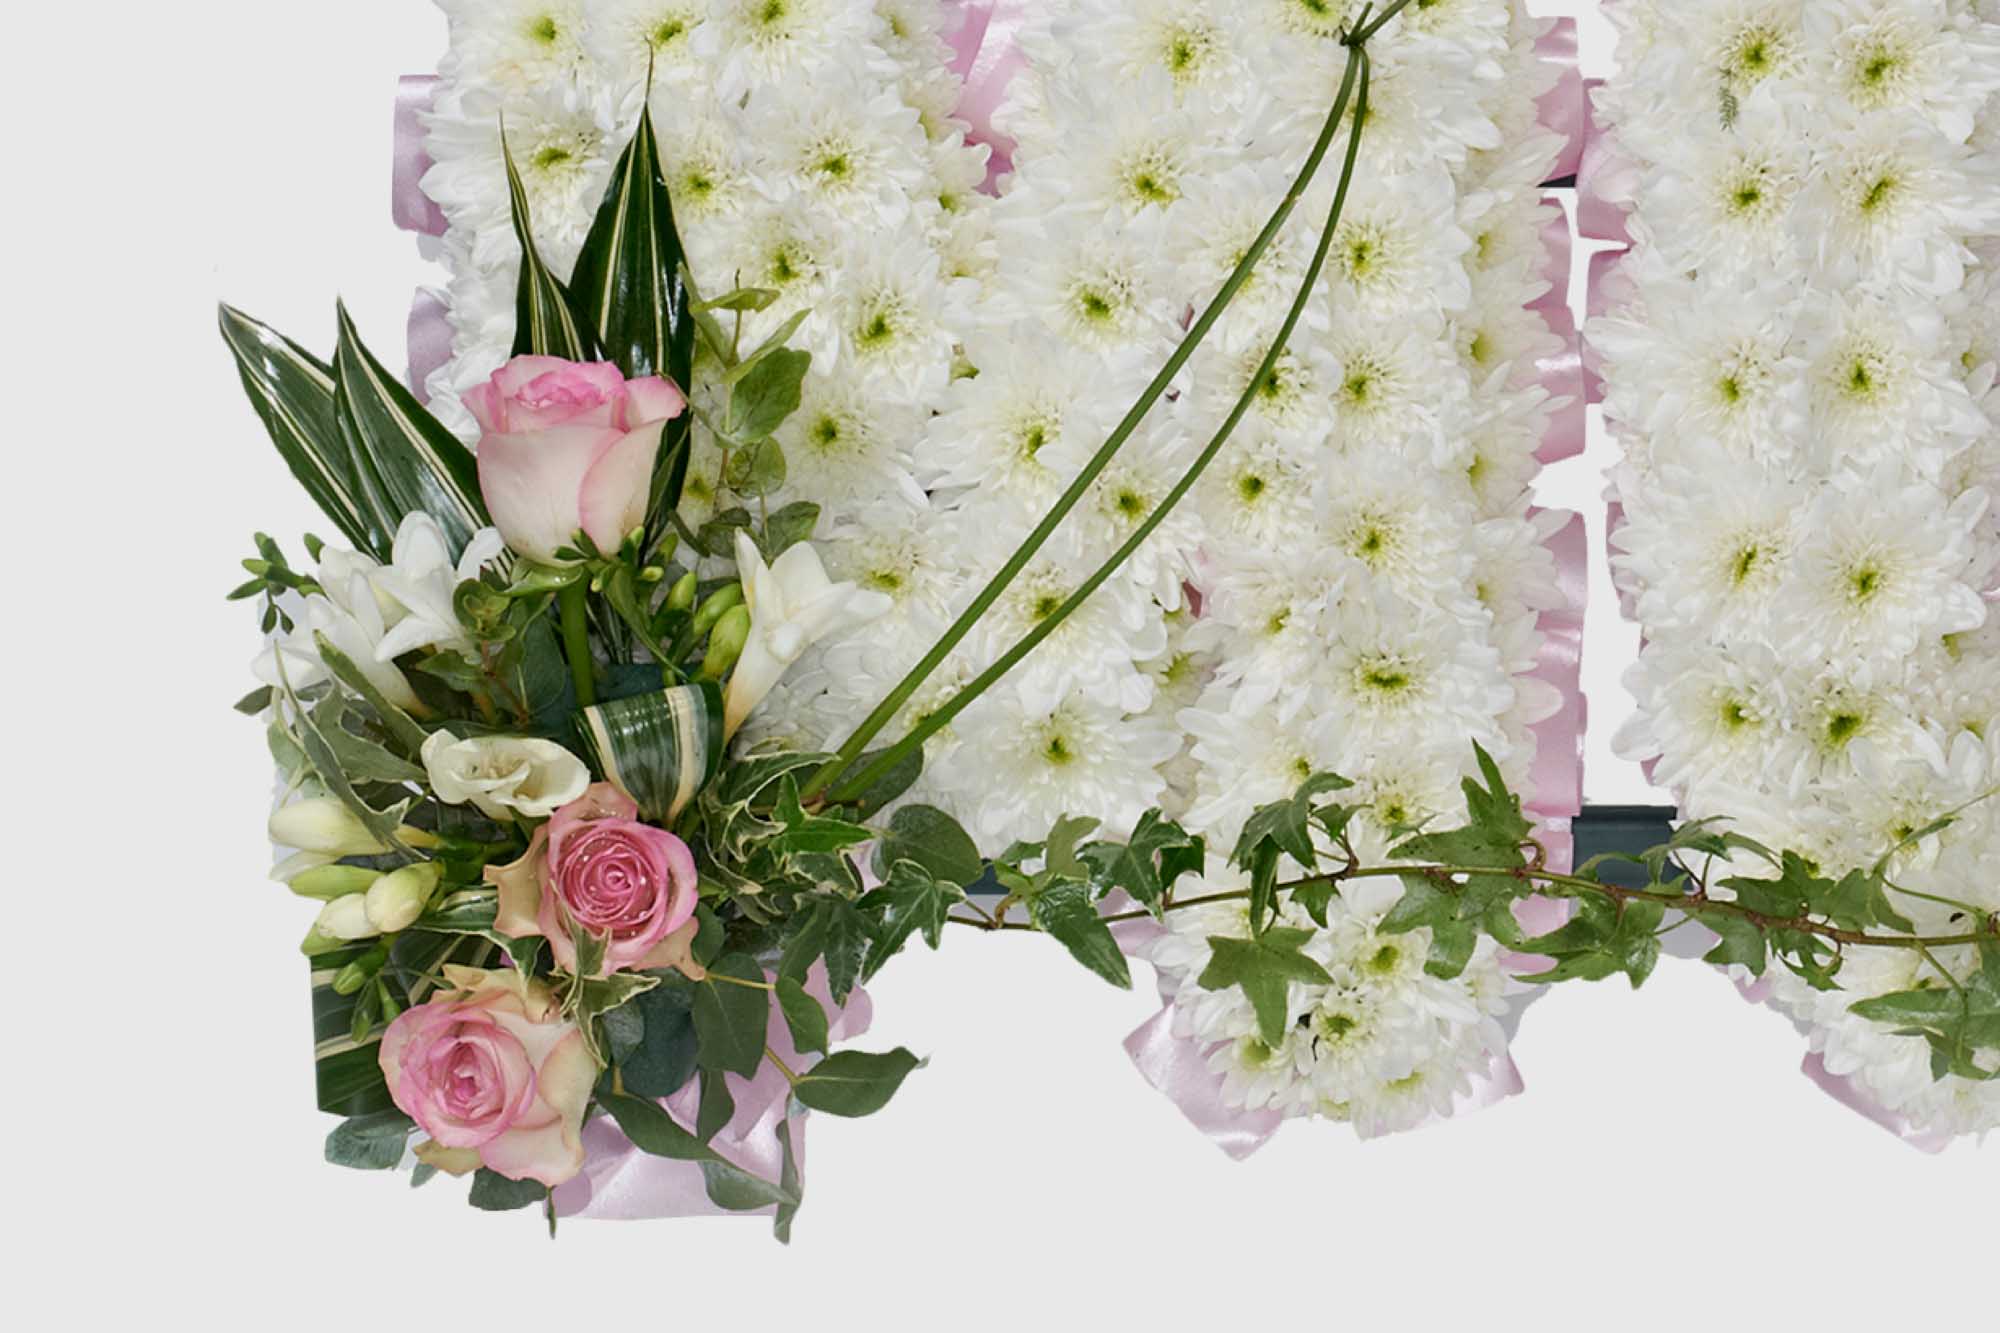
[379,967,596,1188]
[467,357,687,565]
[485,783,700,975]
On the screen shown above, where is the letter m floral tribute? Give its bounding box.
[224,0,1997,1236]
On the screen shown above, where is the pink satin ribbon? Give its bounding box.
[946,1,1028,192]
[392,75,447,238]
[552,965,872,1220]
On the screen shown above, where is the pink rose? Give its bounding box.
[487,783,700,975]
[468,357,686,565]
[379,966,596,1188]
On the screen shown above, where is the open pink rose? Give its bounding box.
[487,783,700,975]
[379,966,596,1188]
[468,357,686,565]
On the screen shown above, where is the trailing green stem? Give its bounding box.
[558,580,597,708]
[827,50,1373,804]
[948,861,2000,955]
[801,43,1374,803]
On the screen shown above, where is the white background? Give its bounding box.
[9,2,1988,1327]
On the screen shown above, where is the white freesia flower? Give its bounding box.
[726,532,893,738]
[421,730,590,822]
[372,514,507,663]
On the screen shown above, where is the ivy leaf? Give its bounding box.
[775,976,830,1056]
[859,860,964,981]
[1197,929,1332,1046]
[786,895,876,1005]
[1821,868,1916,935]
[1077,810,1204,919]
[771,777,873,859]
[691,953,770,1079]
[1233,773,1352,874]
[792,1048,924,1117]
[1392,745,1532,869]
[1697,911,1770,976]
[598,1092,799,1213]
[1029,880,1131,989]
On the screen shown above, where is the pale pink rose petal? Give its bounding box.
[477,424,622,564]
[577,420,666,554]
[620,376,688,429]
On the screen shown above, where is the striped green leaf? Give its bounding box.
[309,932,478,1116]
[569,101,695,516]
[577,682,725,823]
[331,301,493,563]
[503,128,597,363]
[218,304,387,558]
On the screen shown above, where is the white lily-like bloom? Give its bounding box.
[371,513,507,663]
[726,531,892,738]
[421,730,591,822]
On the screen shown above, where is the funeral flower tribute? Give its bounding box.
[223,0,1997,1235]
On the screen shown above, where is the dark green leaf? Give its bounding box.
[323,1111,413,1171]
[1030,880,1131,988]
[876,804,983,886]
[218,304,385,556]
[691,953,770,1079]
[697,1070,736,1142]
[860,861,964,979]
[468,1169,547,1212]
[618,983,700,1098]
[332,301,493,563]
[1197,928,1331,1046]
[776,976,830,1055]
[1698,911,1770,975]
[502,128,596,363]
[792,1048,924,1117]
[726,348,812,441]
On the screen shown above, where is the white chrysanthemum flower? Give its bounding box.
[922,327,1151,506]
[1320,313,1469,457]
[584,0,709,89]
[1593,264,1809,468]
[747,71,932,229]
[1616,642,1791,798]
[1325,168,1474,318]
[1611,447,1808,641]
[1184,554,1351,719]
[1065,0,1253,107]
[1808,0,2000,141]
[1313,450,1483,611]
[653,107,757,229]
[1023,70,1218,220]
[946,682,1179,848]
[437,0,590,92]
[808,232,958,401]
[423,82,619,276]
[1191,429,1318,555]
[1802,110,2000,295]
[1782,471,1990,666]
[769,372,926,517]
[1315,592,1517,764]
[960,533,1167,715]
[1798,288,1989,477]
[988,205,1178,352]
[692,0,887,100]
[1178,683,1343,849]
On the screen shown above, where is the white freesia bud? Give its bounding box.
[269,798,393,856]
[315,893,378,942]
[725,532,893,737]
[421,731,591,821]
[286,865,383,901]
[364,863,443,934]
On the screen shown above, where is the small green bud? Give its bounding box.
[640,566,666,584]
[690,583,745,639]
[666,571,700,613]
[332,943,391,997]
[286,865,383,901]
[699,605,753,680]
[376,977,403,1023]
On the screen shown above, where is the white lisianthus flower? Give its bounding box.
[726,532,893,738]
[421,731,590,822]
